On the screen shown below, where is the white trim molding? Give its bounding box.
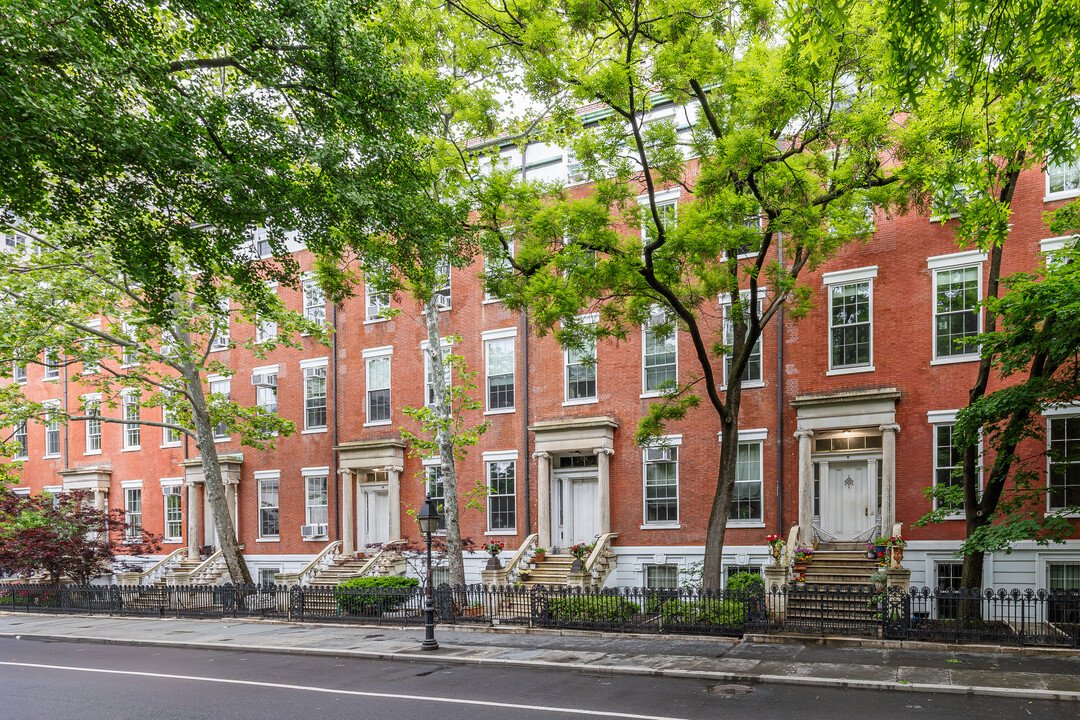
[821,265,878,286]
[926,249,988,270]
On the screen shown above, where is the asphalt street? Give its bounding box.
[1,637,1076,720]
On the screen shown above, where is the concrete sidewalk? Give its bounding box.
[1,612,1077,701]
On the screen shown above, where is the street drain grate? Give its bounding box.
[706,684,755,697]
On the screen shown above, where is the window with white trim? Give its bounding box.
[305,474,329,529]
[124,488,142,539]
[163,485,183,542]
[644,564,679,589]
[730,441,763,521]
[426,465,446,531]
[82,320,101,374]
[304,278,326,325]
[120,319,139,366]
[1047,159,1080,198]
[933,424,964,513]
[936,561,963,619]
[209,378,230,440]
[433,257,451,310]
[44,405,61,457]
[13,422,28,459]
[933,266,980,359]
[485,337,515,410]
[643,310,676,393]
[487,459,516,531]
[258,476,279,538]
[643,445,678,524]
[641,200,677,244]
[255,296,277,342]
[210,298,230,351]
[258,567,280,586]
[43,349,60,380]
[13,361,26,384]
[366,355,391,423]
[423,343,452,409]
[566,340,597,402]
[1049,416,1080,510]
[122,393,140,449]
[829,281,872,369]
[162,391,183,446]
[484,235,514,302]
[303,364,327,429]
[84,396,101,453]
[725,564,760,582]
[723,293,762,384]
[365,283,389,321]
[1049,563,1080,590]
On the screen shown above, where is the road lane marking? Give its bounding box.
[0,660,693,720]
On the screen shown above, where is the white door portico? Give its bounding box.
[529,416,617,552]
[336,439,406,557]
[791,388,901,546]
[180,454,243,557]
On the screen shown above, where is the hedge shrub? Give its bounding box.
[725,571,765,594]
[335,576,419,615]
[546,595,640,623]
[660,599,747,626]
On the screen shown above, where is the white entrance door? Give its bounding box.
[358,486,389,550]
[203,491,216,548]
[552,475,598,550]
[821,461,874,540]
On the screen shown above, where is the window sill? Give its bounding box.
[720,381,766,391]
[826,365,874,377]
[930,355,980,366]
[562,397,599,407]
[43,454,61,460]
[363,420,392,428]
[302,536,330,542]
[1044,189,1080,203]
[83,450,102,456]
[481,298,506,305]
[363,318,390,325]
[255,537,280,543]
[213,437,231,444]
[120,447,141,453]
[160,443,182,449]
[640,391,669,399]
[1046,511,1080,519]
[162,539,183,545]
[640,524,681,530]
[484,530,518,536]
[484,408,516,416]
[302,428,328,435]
[726,521,766,528]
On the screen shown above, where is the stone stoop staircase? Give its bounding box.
[519,554,576,589]
[310,554,381,587]
[155,556,204,587]
[786,542,881,627]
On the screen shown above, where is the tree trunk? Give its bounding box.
[424,294,466,588]
[180,362,251,585]
[703,379,742,589]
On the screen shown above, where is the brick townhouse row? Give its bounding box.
[5,143,1080,592]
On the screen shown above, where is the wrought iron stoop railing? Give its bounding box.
[2,582,1077,648]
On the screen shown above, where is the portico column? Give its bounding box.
[593,447,614,536]
[534,451,551,549]
[385,465,403,540]
[186,482,201,560]
[341,469,356,556]
[879,424,900,535]
[795,429,814,546]
[225,482,237,531]
[93,489,107,512]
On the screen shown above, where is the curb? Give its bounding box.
[1,630,1077,702]
[742,633,1080,657]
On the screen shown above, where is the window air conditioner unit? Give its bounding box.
[163,485,182,496]
[645,447,676,462]
[301,523,327,538]
[251,373,277,388]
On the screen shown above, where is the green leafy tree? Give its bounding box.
[451,0,922,586]
[884,0,1080,590]
[0,227,325,584]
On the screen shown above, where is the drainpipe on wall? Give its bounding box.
[332,301,341,542]
[62,355,69,470]
[522,309,531,536]
[775,232,785,536]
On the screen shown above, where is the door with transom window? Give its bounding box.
[820,460,876,540]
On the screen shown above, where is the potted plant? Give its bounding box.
[569,542,593,572]
[517,568,533,581]
[482,540,505,571]
[533,547,547,562]
[870,569,887,592]
[766,534,786,566]
[873,536,890,556]
[792,546,814,573]
[865,543,877,560]
[887,536,907,567]
[464,602,484,617]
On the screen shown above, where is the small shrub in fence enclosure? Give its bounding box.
[660,598,747,626]
[546,595,640,622]
[335,576,419,616]
[725,572,764,593]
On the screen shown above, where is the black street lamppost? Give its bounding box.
[417,495,441,651]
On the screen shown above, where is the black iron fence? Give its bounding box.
[2,582,1078,648]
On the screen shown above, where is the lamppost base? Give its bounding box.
[420,639,440,651]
